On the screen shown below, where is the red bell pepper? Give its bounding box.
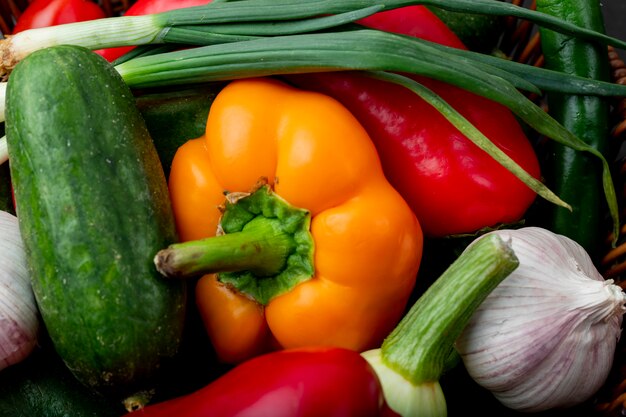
[358,6,466,50]
[290,6,541,237]
[12,0,106,34]
[123,347,398,417]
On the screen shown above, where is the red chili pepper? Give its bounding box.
[12,0,106,34]
[97,0,212,62]
[290,6,541,237]
[124,347,398,417]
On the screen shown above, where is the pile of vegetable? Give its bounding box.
[1,0,626,416]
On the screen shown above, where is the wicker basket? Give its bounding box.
[2,0,626,415]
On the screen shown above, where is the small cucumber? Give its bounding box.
[5,45,187,402]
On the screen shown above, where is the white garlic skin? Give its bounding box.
[455,227,626,413]
[0,210,39,370]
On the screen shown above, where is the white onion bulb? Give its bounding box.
[456,227,626,412]
[0,210,39,370]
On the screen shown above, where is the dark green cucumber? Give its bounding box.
[5,45,187,402]
[135,84,224,178]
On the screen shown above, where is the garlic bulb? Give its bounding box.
[0,210,39,370]
[455,227,626,412]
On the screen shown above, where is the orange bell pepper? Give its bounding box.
[159,77,423,364]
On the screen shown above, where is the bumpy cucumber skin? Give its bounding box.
[5,45,186,398]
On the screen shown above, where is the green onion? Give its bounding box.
[159,0,626,51]
[426,40,626,97]
[363,232,519,416]
[2,0,626,78]
[0,15,161,75]
[0,3,381,77]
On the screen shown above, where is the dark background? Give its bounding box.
[602,0,626,58]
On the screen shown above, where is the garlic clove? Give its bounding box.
[455,227,626,412]
[0,210,39,371]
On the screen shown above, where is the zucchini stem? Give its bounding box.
[383,233,519,383]
[362,233,519,416]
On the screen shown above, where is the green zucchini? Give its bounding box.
[5,45,187,403]
[135,84,224,178]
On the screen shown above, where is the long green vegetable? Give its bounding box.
[423,41,626,96]
[536,0,612,260]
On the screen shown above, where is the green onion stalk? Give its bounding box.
[362,232,519,416]
[3,0,626,78]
